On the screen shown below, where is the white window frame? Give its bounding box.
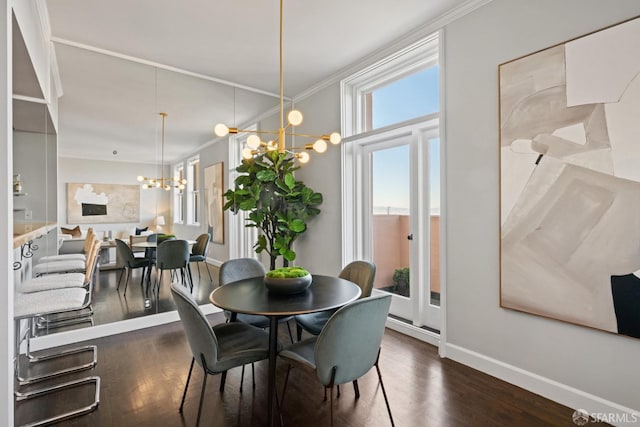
[173,163,185,224]
[341,33,440,138]
[228,127,259,259]
[186,155,200,226]
[340,31,445,347]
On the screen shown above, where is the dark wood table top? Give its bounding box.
[209,274,362,317]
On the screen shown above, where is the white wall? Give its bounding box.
[58,157,170,239]
[291,85,343,275]
[444,0,640,416]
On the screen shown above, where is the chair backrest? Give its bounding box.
[82,228,95,253]
[115,238,136,266]
[84,239,101,283]
[339,260,376,298]
[219,257,266,286]
[157,239,189,270]
[170,282,219,370]
[314,294,391,386]
[192,233,210,256]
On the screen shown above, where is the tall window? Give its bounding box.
[341,33,442,332]
[173,164,185,224]
[187,156,200,225]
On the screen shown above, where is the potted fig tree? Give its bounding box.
[223,150,323,270]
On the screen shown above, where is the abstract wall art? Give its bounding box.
[204,162,224,244]
[67,183,140,224]
[499,16,640,338]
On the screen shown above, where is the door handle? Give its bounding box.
[407,234,413,240]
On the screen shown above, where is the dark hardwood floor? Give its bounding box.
[15,310,580,426]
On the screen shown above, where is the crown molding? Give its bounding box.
[50,36,284,100]
[292,0,494,104]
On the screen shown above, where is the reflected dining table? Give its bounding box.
[209,274,361,426]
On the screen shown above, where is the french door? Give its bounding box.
[352,119,440,330]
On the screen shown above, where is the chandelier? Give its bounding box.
[137,112,187,190]
[214,0,341,163]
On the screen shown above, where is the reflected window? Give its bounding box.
[187,156,200,225]
[174,164,184,224]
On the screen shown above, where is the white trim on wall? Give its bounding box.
[445,343,640,425]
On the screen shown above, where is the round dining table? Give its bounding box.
[209,274,362,426]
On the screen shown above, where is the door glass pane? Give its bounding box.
[372,145,410,297]
[429,138,441,306]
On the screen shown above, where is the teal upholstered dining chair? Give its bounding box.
[115,238,151,296]
[295,260,376,340]
[279,294,394,427]
[188,233,213,283]
[219,258,294,342]
[155,239,192,294]
[171,283,270,427]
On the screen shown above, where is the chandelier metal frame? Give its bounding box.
[214,0,341,163]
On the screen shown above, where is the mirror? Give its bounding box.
[19,41,278,334]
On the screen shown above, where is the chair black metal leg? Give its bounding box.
[139,266,145,288]
[186,267,194,292]
[286,321,294,344]
[196,369,208,427]
[337,384,340,397]
[219,371,227,392]
[123,269,130,295]
[116,267,125,290]
[204,261,213,283]
[239,365,245,393]
[180,358,195,413]
[353,379,360,398]
[280,365,291,408]
[252,363,256,390]
[375,360,395,427]
[156,271,163,294]
[296,323,303,341]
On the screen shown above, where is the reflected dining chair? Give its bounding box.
[279,294,394,427]
[115,238,151,296]
[188,233,213,283]
[295,260,376,340]
[155,239,191,294]
[170,283,270,427]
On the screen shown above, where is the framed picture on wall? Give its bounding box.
[67,182,140,224]
[204,162,224,244]
[499,16,640,339]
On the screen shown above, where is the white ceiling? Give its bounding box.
[44,0,467,163]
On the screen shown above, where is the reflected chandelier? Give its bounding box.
[137,112,187,190]
[214,0,341,163]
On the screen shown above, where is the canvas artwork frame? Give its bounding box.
[499,16,640,339]
[204,162,224,244]
[67,182,140,224]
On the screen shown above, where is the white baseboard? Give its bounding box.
[206,257,223,268]
[385,317,440,347]
[28,304,222,352]
[445,343,640,426]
